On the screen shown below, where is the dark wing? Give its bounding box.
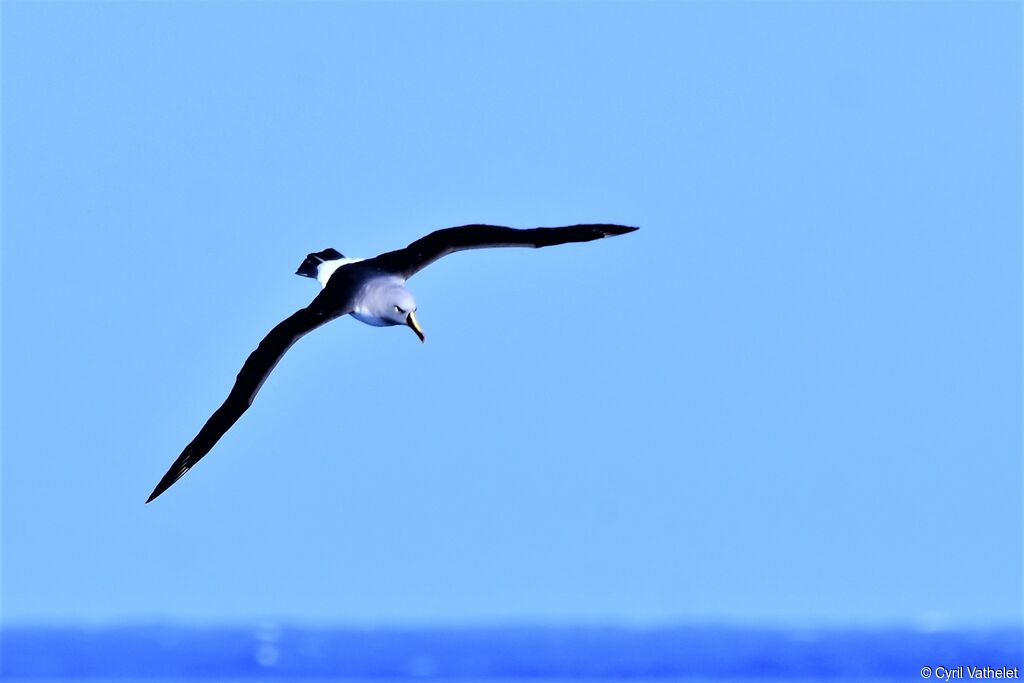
[372,224,638,279]
[146,293,351,503]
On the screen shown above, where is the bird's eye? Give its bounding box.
[395,305,405,314]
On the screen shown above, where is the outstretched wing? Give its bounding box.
[146,293,351,503]
[372,224,638,280]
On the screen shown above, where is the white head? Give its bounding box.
[351,282,426,342]
[385,287,419,323]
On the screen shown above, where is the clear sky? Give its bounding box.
[2,2,1020,628]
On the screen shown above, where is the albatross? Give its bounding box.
[146,223,638,503]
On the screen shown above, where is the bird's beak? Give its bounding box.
[406,311,426,343]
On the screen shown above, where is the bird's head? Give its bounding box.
[351,280,426,342]
[385,287,425,342]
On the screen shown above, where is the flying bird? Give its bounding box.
[146,223,638,503]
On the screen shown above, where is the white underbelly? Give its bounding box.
[350,310,392,327]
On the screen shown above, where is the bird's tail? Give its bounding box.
[296,248,345,278]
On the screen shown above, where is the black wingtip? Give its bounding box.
[604,224,639,235]
[580,224,638,239]
[146,464,188,504]
[145,481,168,504]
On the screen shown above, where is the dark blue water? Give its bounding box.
[2,625,1021,679]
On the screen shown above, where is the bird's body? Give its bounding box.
[146,223,637,503]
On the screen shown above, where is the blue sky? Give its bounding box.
[2,2,1020,627]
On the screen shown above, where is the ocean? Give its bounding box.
[2,625,1021,680]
